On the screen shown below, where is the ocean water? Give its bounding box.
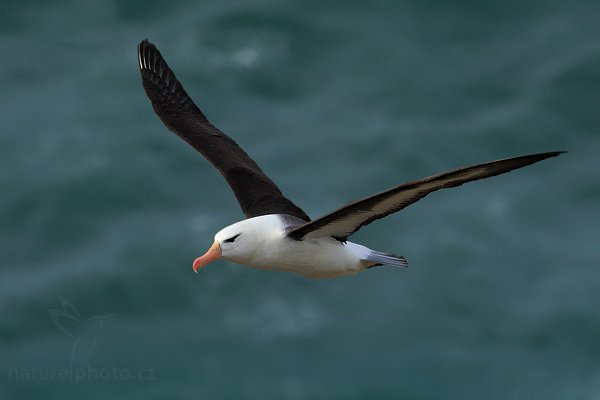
[1,0,599,399]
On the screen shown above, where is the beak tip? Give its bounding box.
[192,258,201,273]
[192,241,221,273]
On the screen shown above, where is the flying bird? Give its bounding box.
[137,39,562,279]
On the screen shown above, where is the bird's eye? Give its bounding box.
[224,233,241,243]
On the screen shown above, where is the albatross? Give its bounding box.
[137,39,563,279]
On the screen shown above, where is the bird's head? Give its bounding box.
[192,215,281,272]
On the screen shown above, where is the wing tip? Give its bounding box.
[513,150,566,169]
[538,150,567,158]
[137,39,149,70]
[137,38,163,73]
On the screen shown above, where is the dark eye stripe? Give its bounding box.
[224,233,241,243]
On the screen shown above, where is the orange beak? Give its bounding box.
[192,241,222,273]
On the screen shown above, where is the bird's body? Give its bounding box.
[211,214,391,278]
[137,39,563,279]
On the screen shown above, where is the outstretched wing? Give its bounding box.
[287,152,563,241]
[138,39,309,221]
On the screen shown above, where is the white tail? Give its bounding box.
[364,250,408,268]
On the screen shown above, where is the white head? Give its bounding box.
[192,215,283,272]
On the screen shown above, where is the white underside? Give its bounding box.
[241,237,374,278]
[216,215,377,278]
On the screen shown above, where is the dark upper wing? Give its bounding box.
[137,39,309,221]
[287,152,564,241]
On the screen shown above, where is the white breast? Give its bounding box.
[218,215,373,278]
[249,236,373,278]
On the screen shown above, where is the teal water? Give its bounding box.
[1,1,599,399]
